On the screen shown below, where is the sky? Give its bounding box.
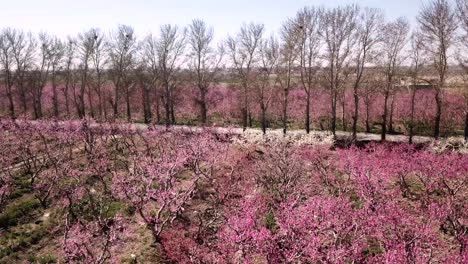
[0,0,447,41]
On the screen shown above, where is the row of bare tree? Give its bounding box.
[1,0,468,141]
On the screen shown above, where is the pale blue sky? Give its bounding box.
[0,0,444,40]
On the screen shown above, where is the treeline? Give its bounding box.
[1,0,468,141]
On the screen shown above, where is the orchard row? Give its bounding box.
[1,0,468,141]
[0,120,467,262]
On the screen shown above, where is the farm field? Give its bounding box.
[0,119,467,263]
[1,0,468,263]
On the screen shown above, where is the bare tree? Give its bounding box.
[418,0,458,139]
[49,36,65,118]
[277,19,300,135]
[156,24,186,127]
[76,30,95,118]
[135,64,152,124]
[294,7,323,134]
[88,28,107,119]
[456,0,468,140]
[463,76,468,141]
[351,8,384,139]
[320,5,358,136]
[388,82,399,134]
[458,0,468,30]
[187,19,224,125]
[9,30,36,115]
[380,18,409,141]
[30,32,53,119]
[408,32,425,144]
[108,25,137,121]
[140,33,160,124]
[226,23,264,130]
[361,74,380,133]
[461,73,468,141]
[256,35,279,134]
[63,37,76,118]
[0,28,16,118]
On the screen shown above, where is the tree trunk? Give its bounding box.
[78,83,86,119]
[165,86,171,127]
[113,84,119,118]
[464,112,468,141]
[37,93,42,119]
[142,86,152,124]
[103,93,108,119]
[341,95,346,131]
[200,88,207,125]
[52,72,59,118]
[331,91,337,136]
[352,85,359,138]
[156,95,161,124]
[242,85,248,131]
[126,89,131,122]
[6,88,15,119]
[78,94,85,119]
[364,96,371,133]
[33,97,39,119]
[64,86,70,118]
[434,89,442,139]
[260,103,267,135]
[88,86,95,118]
[80,72,87,119]
[33,84,43,120]
[409,87,417,144]
[282,89,289,135]
[241,107,248,131]
[305,91,311,134]
[96,75,103,119]
[389,93,396,134]
[19,82,28,114]
[381,91,389,141]
[97,90,103,119]
[170,96,176,125]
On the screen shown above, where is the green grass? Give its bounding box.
[27,254,57,264]
[263,209,277,232]
[349,192,363,210]
[0,220,51,260]
[362,238,384,259]
[70,196,127,221]
[0,198,41,229]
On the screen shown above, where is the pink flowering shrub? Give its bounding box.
[63,214,127,264]
[0,120,466,262]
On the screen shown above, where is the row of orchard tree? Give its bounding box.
[1,0,468,141]
[1,119,467,262]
